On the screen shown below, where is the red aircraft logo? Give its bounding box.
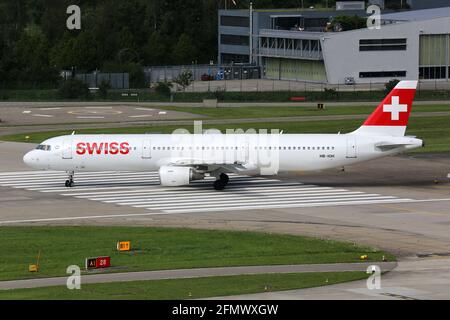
[76,142,130,155]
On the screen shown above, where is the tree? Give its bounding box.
[14,25,58,86]
[143,32,168,66]
[331,15,366,31]
[154,81,173,97]
[174,70,193,91]
[172,33,197,65]
[58,78,91,99]
[385,79,400,94]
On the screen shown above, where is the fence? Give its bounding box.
[174,78,450,93]
[73,73,129,89]
[145,64,261,84]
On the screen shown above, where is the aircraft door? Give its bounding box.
[346,136,357,158]
[62,139,72,159]
[142,138,152,159]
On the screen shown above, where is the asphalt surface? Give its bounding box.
[0,262,396,290]
[0,140,449,298]
[211,258,450,300]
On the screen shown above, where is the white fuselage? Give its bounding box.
[23,133,423,175]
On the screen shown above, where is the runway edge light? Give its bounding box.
[28,250,41,273]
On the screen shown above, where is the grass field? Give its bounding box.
[0,272,367,300]
[0,227,391,281]
[3,87,450,102]
[160,104,450,119]
[2,115,449,153]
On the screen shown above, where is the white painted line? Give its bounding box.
[92,188,351,202]
[85,107,113,109]
[1,177,160,187]
[135,108,154,111]
[0,173,161,182]
[0,171,160,178]
[2,176,277,188]
[22,111,31,114]
[39,182,309,193]
[63,184,312,197]
[0,175,160,184]
[83,187,338,200]
[158,111,167,115]
[76,116,105,119]
[128,115,153,118]
[32,114,54,118]
[7,198,449,224]
[134,195,395,210]
[109,192,370,206]
[162,198,416,214]
[39,108,61,110]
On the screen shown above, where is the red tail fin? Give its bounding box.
[353,80,417,136]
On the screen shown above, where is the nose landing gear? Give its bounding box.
[65,171,75,188]
[213,173,229,190]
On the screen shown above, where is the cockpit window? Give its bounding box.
[36,144,51,151]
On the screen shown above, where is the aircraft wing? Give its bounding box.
[167,158,258,174]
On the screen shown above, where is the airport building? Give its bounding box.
[218,5,450,84]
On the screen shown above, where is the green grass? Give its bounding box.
[0,227,390,281]
[2,116,450,153]
[160,104,450,119]
[0,272,368,300]
[3,87,450,102]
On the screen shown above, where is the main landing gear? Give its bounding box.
[213,173,229,190]
[65,171,74,188]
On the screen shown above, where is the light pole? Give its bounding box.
[249,2,253,64]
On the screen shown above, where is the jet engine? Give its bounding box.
[159,166,205,186]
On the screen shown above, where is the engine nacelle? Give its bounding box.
[159,166,204,186]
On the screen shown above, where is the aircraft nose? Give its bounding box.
[23,151,36,167]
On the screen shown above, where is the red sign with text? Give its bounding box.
[86,256,111,269]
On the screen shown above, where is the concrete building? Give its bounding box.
[218,6,450,84]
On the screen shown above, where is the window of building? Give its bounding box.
[359,71,406,78]
[220,15,250,27]
[221,53,249,64]
[359,38,407,51]
[419,66,447,79]
[221,34,249,46]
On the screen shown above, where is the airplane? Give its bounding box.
[23,80,424,190]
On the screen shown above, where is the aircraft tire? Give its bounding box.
[213,179,226,190]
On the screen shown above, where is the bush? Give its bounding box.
[213,87,226,101]
[174,70,193,91]
[323,87,338,99]
[58,79,91,99]
[154,81,173,97]
[97,80,111,99]
[384,79,400,94]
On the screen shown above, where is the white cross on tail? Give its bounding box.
[383,96,408,120]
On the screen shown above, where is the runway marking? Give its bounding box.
[76,116,105,119]
[84,107,113,109]
[128,115,153,118]
[0,170,431,216]
[31,114,54,118]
